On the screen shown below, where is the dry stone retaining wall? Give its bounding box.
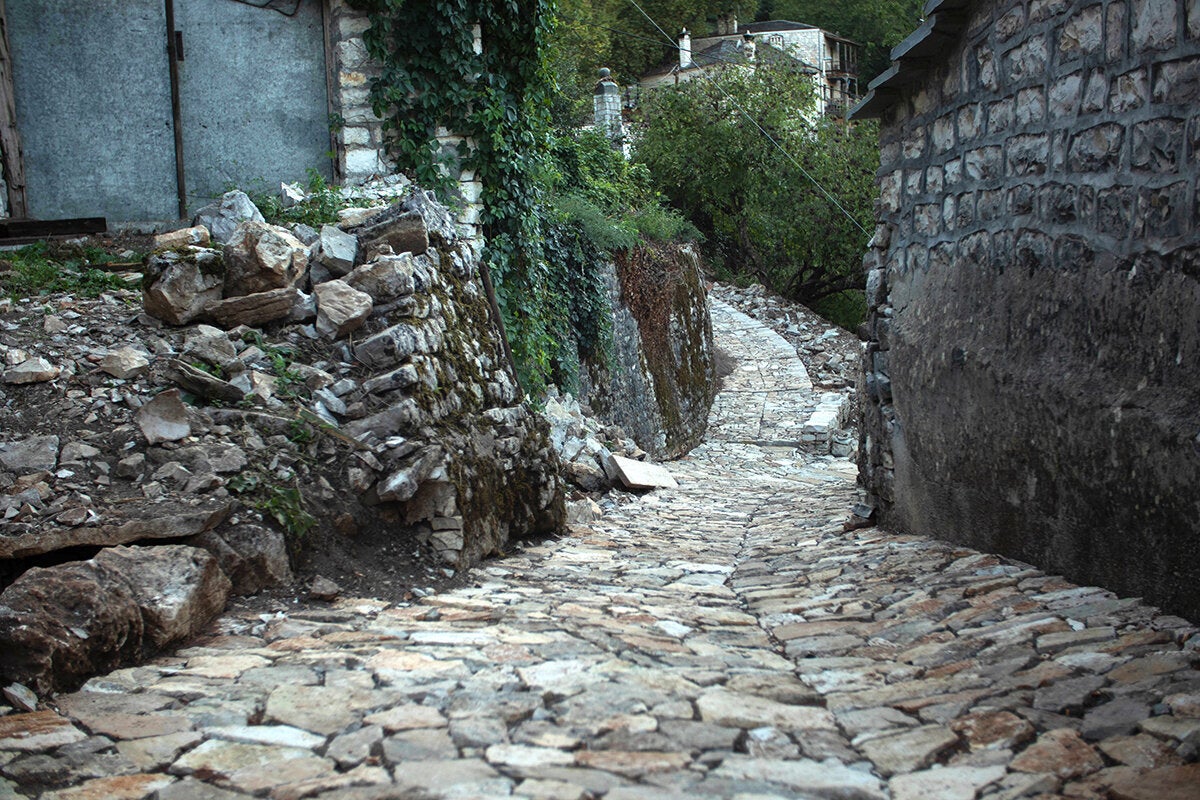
[579,245,716,460]
[857,0,1200,618]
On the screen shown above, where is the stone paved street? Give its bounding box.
[1,297,1198,799]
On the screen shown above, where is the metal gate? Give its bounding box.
[4,0,331,225]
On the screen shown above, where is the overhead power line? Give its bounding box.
[620,0,869,236]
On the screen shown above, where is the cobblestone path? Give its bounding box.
[2,299,1198,800]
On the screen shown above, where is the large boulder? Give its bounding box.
[193,190,266,244]
[142,246,225,326]
[223,221,310,298]
[0,545,230,695]
[0,558,144,695]
[94,546,231,649]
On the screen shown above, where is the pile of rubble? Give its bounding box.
[0,186,563,696]
[541,391,679,525]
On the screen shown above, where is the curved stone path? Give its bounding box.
[1,298,1198,800]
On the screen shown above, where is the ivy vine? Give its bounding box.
[348,0,562,395]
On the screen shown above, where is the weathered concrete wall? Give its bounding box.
[580,244,715,459]
[858,0,1200,618]
[5,0,180,222]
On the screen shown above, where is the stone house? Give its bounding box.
[0,0,392,226]
[851,0,1200,618]
[639,15,862,117]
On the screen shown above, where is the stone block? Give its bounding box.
[913,203,941,235]
[926,164,944,194]
[1132,0,1177,51]
[606,455,678,490]
[1049,73,1082,118]
[1136,181,1190,237]
[1016,87,1046,125]
[1082,69,1108,111]
[1111,68,1150,111]
[957,103,983,140]
[1191,0,1200,38]
[977,189,1004,220]
[902,129,926,159]
[1004,36,1049,84]
[904,168,924,198]
[988,97,1014,134]
[976,47,998,91]
[223,222,309,297]
[318,225,358,276]
[1097,185,1135,233]
[1107,0,1128,59]
[1060,5,1104,56]
[1068,124,1124,172]
[932,114,956,153]
[996,6,1026,40]
[1030,0,1071,22]
[1007,133,1051,176]
[964,146,1003,181]
[1152,57,1200,105]
[1132,117,1185,172]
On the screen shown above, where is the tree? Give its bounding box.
[635,60,878,311]
[547,0,731,125]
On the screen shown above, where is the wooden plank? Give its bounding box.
[0,0,27,218]
[0,217,107,239]
[164,0,187,220]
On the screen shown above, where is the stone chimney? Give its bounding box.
[593,68,626,152]
[717,13,738,36]
[679,28,692,69]
[742,32,756,62]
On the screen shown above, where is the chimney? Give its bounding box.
[678,28,692,69]
[730,13,738,34]
[742,32,756,62]
[593,68,626,151]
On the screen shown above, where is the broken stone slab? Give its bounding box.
[100,347,152,380]
[0,434,59,473]
[204,287,307,329]
[142,246,225,326]
[182,325,238,370]
[889,765,1007,800]
[2,356,60,384]
[193,190,266,244]
[153,225,211,251]
[315,280,373,340]
[0,710,87,751]
[165,359,246,404]
[135,389,192,444]
[318,224,358,276]
[0,501,231,559]
[223,221,309,297]
[352,207,430,259]
[94,545,231,650]
[344,252,416,302]
[607,454,678,490]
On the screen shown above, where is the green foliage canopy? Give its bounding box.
[635,61,878,307]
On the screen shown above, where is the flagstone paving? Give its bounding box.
[1,297,1198,799]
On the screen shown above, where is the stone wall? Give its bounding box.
[580,245,716,460]
[327,2,483,224]
[856,0,1200,618]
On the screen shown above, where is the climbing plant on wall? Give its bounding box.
[349,0,700,396]
[348,0,561,395]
